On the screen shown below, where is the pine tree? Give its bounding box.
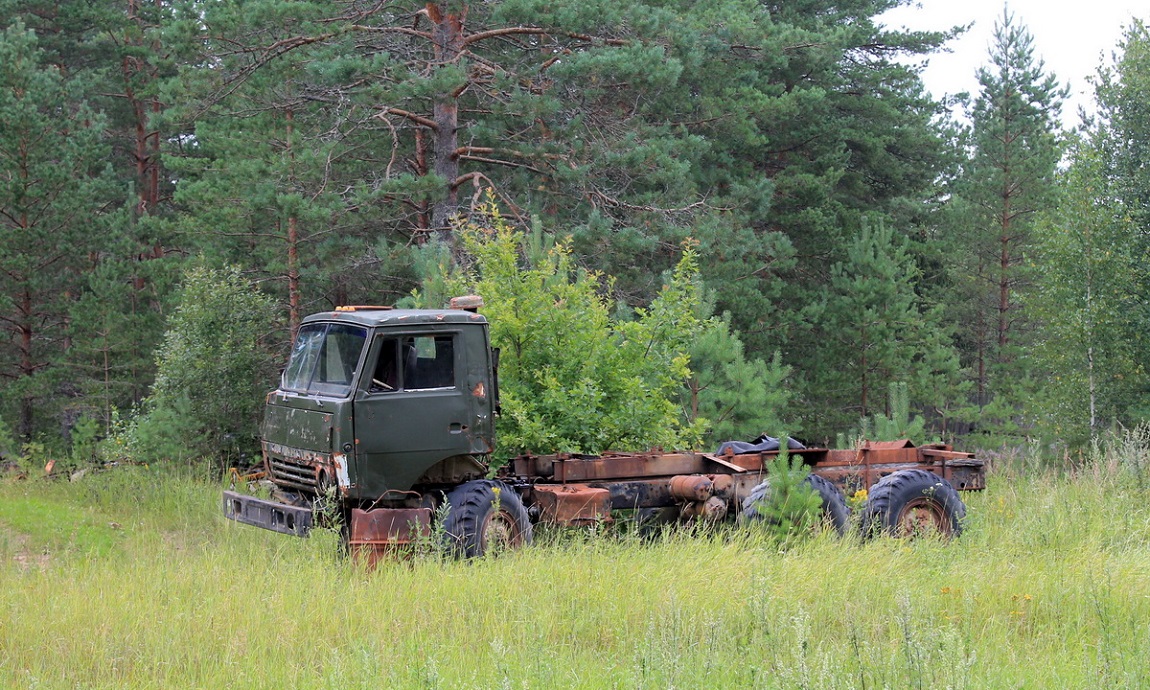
[749,452,822,541]
[0,0,174,223]
[67,237,180,432]
[0,1,183,436]
[802,222,963,438]
[0,23,122,438]
[647,0,962,435]
[950,10,1066,416]
[682,314,793,445]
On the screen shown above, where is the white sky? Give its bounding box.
[879,0,1147,128]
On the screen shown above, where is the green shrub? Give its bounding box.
[428,207,706,457]
[107,265,278,470]
[411,203,794,457]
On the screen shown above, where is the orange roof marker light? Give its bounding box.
[334,305,394,312]
[449,295,484,312]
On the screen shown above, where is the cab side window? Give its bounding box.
[404,335,455,389]
[369,334,454,392]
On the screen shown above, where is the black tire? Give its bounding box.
[741,473,852,535]
[441,480,533,558]
[858,469,966,538]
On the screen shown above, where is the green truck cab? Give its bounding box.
[264,303,496,500]
[225,299,512,549]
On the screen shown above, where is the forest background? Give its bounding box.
[2,0,1149,468]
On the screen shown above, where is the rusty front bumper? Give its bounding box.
[223,490,313,537]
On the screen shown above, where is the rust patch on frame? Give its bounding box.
[533,484,612,525]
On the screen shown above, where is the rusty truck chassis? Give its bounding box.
[225,438,984,557]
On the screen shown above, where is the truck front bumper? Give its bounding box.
[223,490,313,537]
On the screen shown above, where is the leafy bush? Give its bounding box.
[106,265,278,469]
[430,207,707,457]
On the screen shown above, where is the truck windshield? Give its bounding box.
[281,323,368,397]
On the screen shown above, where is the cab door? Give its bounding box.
[353,330,478,496]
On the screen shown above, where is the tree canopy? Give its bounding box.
[0,1,1147,459]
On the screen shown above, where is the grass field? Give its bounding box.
[2,440,1150,689]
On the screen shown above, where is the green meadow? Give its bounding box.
[3,442,1150,689]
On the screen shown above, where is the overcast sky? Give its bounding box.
[879,0,1146,128]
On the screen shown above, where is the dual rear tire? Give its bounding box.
[858,469,966,537]
[742,468,966,538]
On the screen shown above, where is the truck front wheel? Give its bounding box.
[442,480,533,558]
[859,469,966,538]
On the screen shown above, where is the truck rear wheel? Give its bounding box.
[858,469,966,538]
[741,473,851,535]
[442,480,533,558]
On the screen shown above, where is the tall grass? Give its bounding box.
[3,436,1150,689]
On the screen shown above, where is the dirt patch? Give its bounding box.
[12,549,51,570]
[1,525,51,570]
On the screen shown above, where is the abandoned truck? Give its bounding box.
[223,297,986,559]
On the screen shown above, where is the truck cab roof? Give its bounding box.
[300,307,488,328]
